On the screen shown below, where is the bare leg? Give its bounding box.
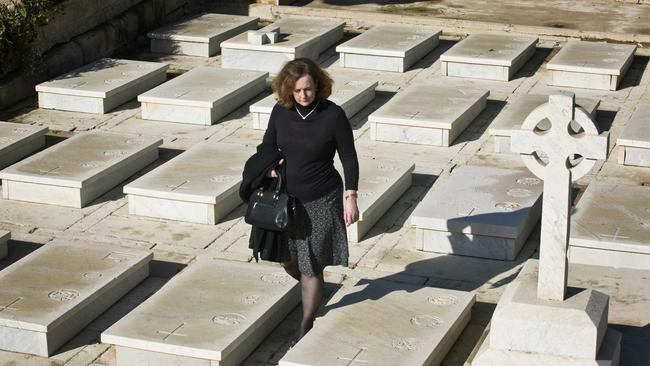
[282,259,300,281]
[299,272,324,339]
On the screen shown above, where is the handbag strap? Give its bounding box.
[272,162,285,195]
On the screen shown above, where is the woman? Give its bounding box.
[262,58,359,340]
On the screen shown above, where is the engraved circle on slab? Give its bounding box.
[391,337,418,351]
[210,175,236,183]
[48,289,80,302]
[261,272,291,285]
[506,188,533,198]
[103,150,129,158]
[82,272,103,279]
[410,315,443,328]
[212,313,247,326]
[427,294,459,306]
[104,78,126,85]
[241,294,260,305]
[12,128,31,134]
[123,138,146,145]
[495,202,522,211]
[121,71,141,77]
[81,161,103,169]
[397,41,412,46]
[376,163,398,171]
[516,177,541,186]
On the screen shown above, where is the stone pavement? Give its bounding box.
[0,4,650,366]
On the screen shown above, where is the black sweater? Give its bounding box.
[262,99,359,202]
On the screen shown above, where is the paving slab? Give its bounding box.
[102,259,300,366]
[220,17,345,74]
[280,278,475,366]
[441,34,537,81]
[336,25,441,72]
[148,13,258,57]
[616,102,650,167]
[124,142,254,224]
[250,71,377,129]
[411,166,542,260]
[368,83,489,146]
[35,59,169,114]
[546,40,636,91]
[569,180,650,270]
[0,122,48,169]
[0,239,152,357]
[0,132,162,208]
[0,230,8,259]
[138,66,268,125]
[488,94,600,153]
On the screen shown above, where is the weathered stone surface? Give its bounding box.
[0,239,152,357]
[0,132,162,208]
[0,230,8,259]
[102,259,299,366]
[0,122,48,169]
[36,58,168,114]
[617,102,650,167]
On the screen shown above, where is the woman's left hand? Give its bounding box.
[344,192,359,227]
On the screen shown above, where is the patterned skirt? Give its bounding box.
[283,185,349,277]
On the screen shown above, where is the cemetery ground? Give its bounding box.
[1,5,650,366]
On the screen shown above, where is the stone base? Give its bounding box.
[151,39,217,57]
[618,145,650,167]
[116,347,214,366]
[0,231,9,259]
[339,37,439,72]
[569,244,650,271]
[549,70,620,91]
[441,43,534,81]
[127,192,241,225]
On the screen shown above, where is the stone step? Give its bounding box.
[546,40,636,91]
[280,278,475,366]
[569,180,650,270]
[102,259,300,366]
[369,83,489,146]
[124,142,254,224]
[336,158,414,242]
[441,33,537,81]
[336,25,441,72]
[138,67,268,125]
[488,94,600,153]
[0,239,152,357]
[0,122,48,169]
[35,58,168,114]
[221,17,345,74]
[616,102,650,167]
[0,132,162,208]
[148,13,258,57]
[0,230,8,259]
[250,72,377,130]
[411,165,542,260]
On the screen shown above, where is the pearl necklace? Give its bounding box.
[295,101,319,120]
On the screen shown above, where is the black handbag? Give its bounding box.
[245,164,293,231]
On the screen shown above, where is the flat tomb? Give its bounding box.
[336,25,441,72]
[102,259,300,366]
[369,83,489,146]
[148,13,258,57]
[279,278,475,366]
[250,74,377,130]
[0,239,152,357]
[617,102,650,167]
[546,40,636,91]
[0,121,48,169]
[441,33,538,81]
[0,131,162,208]
[36,58,168,114]
[124,142,254,224]
[411,165,542,260]
[336,159,414,242]
[0,230,8,259]
[488,94,600,153]
[220,17,345,74]
[138,67,267,125]
[569,180,650,270]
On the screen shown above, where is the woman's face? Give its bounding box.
[293,74,316,107]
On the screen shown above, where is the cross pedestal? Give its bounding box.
[471,92,621,366]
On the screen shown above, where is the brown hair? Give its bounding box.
[272,58,333,108]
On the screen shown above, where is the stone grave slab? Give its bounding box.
[617,102,650,167]
[138,66,267,125]
[220,17,345,74]
[280,278,475,366]
[0,239,152,357]
[250,74,378,129]
[441,34,538,81]
[0,122,48,169]
[411,166,543,260]
[148,13,258,57]
[368,83,489,146]
[36,58,168,114]
[0,132,162,208]
[488,94,600,153]
[335,159,414,242]
[336,25,441,72]
[569,181,650,270]
[124,142,254,224]
[546,40,636,91]
[102,259,300,366]
[0,230,8,259]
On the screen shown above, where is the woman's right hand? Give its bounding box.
[266,159,284,178]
